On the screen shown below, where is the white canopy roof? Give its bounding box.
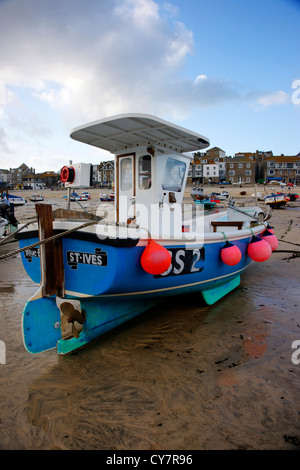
[70,113,210,154]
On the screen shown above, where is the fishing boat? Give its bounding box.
[99,193,114,201]
[15,113,276,355]
[195,198,217,209]
[193,191,220,209]
[264,193,289,208]
[288,193,299,202]
[30,195,44,202]
[210,191,229,201]
[2,194,27,205]
[191,187,204,199]
[251,191,266,202]
[62,191,89,201]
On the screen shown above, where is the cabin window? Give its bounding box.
[120,157,132,191]
[138,155,151,190]
[162,157,186,192]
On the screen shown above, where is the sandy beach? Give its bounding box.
[0,184,299,450]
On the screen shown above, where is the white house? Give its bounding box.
[203,164,219,182]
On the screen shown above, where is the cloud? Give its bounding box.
[0,0,293,171]
[0,126,12,154]
[257,90,290,107]
[0,0,240,123]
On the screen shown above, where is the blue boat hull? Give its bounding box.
[18,231,253,354]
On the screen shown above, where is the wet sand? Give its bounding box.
[0,185,299,450]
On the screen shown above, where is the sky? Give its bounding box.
[0,0,299,173]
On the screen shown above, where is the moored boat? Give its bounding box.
[195,198,217,209]
[99,193,114,201]
[62,191,89,201]
[13,113,276,355]
[287,193,299,202]
[30,195,44,202]
[265,193,288,208]
[2,193,27,205]
[210,191,228,201]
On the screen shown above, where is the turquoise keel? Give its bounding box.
[22,291,160,354]
[21,277,242,354]
[201,275,241,305]
[57,297,160,354]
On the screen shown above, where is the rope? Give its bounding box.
[0,219,98,261]
[279,238,300,247]
[221,231,228,242]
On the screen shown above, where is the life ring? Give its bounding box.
[60,166,75,184]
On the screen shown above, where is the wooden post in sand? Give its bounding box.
[35,203,65,298]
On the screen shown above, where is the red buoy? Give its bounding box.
[247,235,272,262]
[220,241,242,266]
[261,229,278,251]
[141,239,172,275]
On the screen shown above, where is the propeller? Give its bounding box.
[60,302,85,338]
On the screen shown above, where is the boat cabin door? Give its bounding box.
[116,154,136,223]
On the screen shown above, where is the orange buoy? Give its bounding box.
[261,229,278,251]
[220,241,242,266]
[247,235,272,262]
[141,239,172,275]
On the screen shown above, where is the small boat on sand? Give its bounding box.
[14,113,276,355]
[265,193,288,209]
[195,198,217,209]
[62,191,89,201]
[2,194,27,205]
[30,195,44,202]
[99,193,114,202]
[287,193,299,202]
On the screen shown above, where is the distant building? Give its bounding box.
[98,161,114,187]
[8,163,34,189]
[203,163,219,183]
[188,147,227,184]
[0,169,9,186]
[226,154,256,184]
[92,164,100,185]
[205,147,226,160]
[22,171,60,189]
[258,154,300,185]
